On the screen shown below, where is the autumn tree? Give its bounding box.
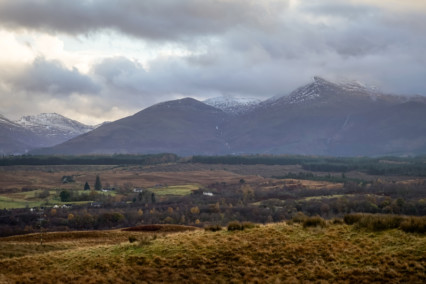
[190,206,200,214]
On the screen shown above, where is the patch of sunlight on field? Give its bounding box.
[0,196,44,209]
[303,194,351,201]
[0,188,116,209]
[150,184,199,196]
[10,189,57,199]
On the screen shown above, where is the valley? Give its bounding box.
[0,155,425,282]
[1,154,425,235]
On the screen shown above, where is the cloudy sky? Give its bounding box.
[1,0,425,125]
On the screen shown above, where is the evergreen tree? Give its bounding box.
[60,190,71,202]
[84,181,90,190]
[95,175,102,191]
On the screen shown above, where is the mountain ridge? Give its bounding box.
[203,96,261,115]
[0,113,98,154]
[3,77,425,156]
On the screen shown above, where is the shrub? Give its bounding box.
[354,214,403,231]
[241,222,257,229]
[344,213,364,225]
[138,236,152,246]
[331,218,344,225]
[204,225,222,232]
[227,221,243,231]
[400,217,426,234]
[303,216,326,228]
[292,212,308,223]
[344,213,426,233]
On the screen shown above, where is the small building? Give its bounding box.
[90,202,102,208]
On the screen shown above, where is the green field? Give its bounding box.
[0,195,44,209]
[149,184,200,196]
[0,189,117,209]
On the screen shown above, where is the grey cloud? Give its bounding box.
[92,52,314,102]
[299,1,379,20]
[0,0,287,41]
[291,0,426,58]
[1,0,426,124]
[8,57,100,95]
[93,27,426,104]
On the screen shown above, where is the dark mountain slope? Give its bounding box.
[34,98,230,155]
[327,101,426,156]
[223,77,426,156]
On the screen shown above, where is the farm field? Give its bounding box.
[0,164,261,192]
[0,163,347,209]
[0,222,424,283]
[0,164,261,209]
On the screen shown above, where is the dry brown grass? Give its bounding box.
[0,222,424,283]
[122,224,199,233]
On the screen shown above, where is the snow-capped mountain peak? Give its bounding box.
[203,96,261,114]
[265,76,384,107]
[16,113,95,138]
[0,114,21,127]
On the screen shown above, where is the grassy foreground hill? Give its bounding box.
[0,223,425,283]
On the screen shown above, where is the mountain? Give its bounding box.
[0,114,40,155]
[31,77,426,156]
[224,77,426,156]
[203,96,261,115]
[33,98,231,155]
[16,113,95,147]
[0,113,97,154]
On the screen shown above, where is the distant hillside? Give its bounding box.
[0,113,97,154]
[0,114,38,155]
[16,113,95,147]
[33,98,230,155]
[32,77,426,156]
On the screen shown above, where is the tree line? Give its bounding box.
[0,153,178,166]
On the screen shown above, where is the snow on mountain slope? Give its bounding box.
[15,113,96,147]
[203,96,261,114]
[265,76,383,106]
[1,113,99,154]
[0,114,21,127]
